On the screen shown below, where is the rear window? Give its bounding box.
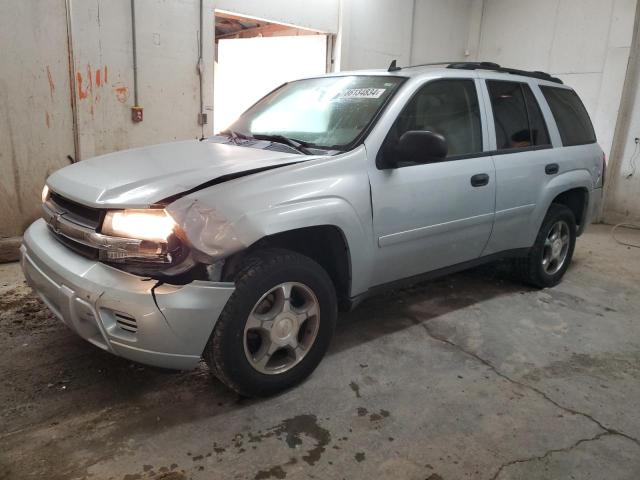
[541,86,596,146]
[487,81,551,150]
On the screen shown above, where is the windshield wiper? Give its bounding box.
[251,134,313,155]
[220,129,252,142]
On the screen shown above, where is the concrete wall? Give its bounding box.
[0,0,75,239]
[216,0,339,33]
[603,4,640,223]
[337,0,473,71]
[474,0,638,159]
[2,0,639,244]
[71,0,215,160]
[337,0,414,70]
[410,0,479,64]
[0,0,216,241]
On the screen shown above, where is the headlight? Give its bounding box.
[102,209,176,242]
[41,185,49,203]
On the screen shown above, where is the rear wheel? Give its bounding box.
[516,203,576,288]
[204,248,337,397]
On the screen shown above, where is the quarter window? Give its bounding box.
[541,86,596,146]
[487,81,550,150]
[385,79,483,163]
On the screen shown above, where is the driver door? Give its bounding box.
[368,78,496,286]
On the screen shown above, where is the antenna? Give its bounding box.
[388,60,401,72]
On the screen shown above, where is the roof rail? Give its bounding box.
[387,60,458,72]
[447,62,563,84]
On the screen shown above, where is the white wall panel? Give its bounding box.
[410,0,474,64]
[478,0,636,158]
[594,46,632,157]
[548,0,613,73]
[70,0,215,160]
[216,0,339,33]
[477,0,559,71]
[0,0,75,237]
[609,0,637,48]
[338,0,414,70]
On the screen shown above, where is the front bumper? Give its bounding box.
[21,219,235,370]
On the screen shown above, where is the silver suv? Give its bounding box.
[21,62,604,396]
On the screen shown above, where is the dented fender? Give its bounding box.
[166,147,376,296]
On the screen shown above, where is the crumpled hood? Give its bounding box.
[46,139,303,208]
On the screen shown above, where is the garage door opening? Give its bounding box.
[214,11,331,133]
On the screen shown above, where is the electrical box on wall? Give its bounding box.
[131,106,143,123]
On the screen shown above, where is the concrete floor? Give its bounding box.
[1,224,640,480]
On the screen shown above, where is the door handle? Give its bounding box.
[470,173,490,187]
[545,163,559,175]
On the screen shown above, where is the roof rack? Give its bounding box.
[386,60,563,84]
[447,62,563,84]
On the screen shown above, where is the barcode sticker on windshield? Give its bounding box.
[341,88,386,99]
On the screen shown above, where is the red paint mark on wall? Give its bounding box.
[112,83,130,104]
[46,66,55,99]
[87,65,93,92]
[77,72,88,99]
[76,65,109,111]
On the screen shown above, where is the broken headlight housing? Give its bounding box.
[102,209,176,243]
[98,209,190,273]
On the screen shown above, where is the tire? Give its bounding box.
[203,248,337,397]
[515,203,576,288]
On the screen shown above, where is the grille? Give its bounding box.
[45,192,103,259]
[114,313,138,333]
[48,192,103,229]
[55,233,99,260]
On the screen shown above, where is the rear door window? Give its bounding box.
[540,86,596,146]
[487,80,551,151]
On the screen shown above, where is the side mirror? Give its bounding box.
[396,130,448,165]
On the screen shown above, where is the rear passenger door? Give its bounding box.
[482,80,558,254]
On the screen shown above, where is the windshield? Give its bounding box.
[227,75,405,150]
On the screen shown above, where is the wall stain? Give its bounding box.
[46,66,55,99]
[3,86,23,214]
[113,83,129,104]
[76,64,108,108]
[354,452,365,462]
[77,71,88,99]
[45,111,50,129]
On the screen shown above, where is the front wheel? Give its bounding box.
[204,248,337,397]
[515,203,576,288]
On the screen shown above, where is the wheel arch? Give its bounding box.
[550,187,589,235]
[223,224,354,310]
[532,169,593,241]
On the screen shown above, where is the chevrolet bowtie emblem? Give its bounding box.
[50,213,62,233]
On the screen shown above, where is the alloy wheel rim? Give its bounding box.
[243,282,320,375]
[542,220,570,275]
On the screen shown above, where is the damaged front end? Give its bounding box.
[42,192,193,279]
[42,184,249,285]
